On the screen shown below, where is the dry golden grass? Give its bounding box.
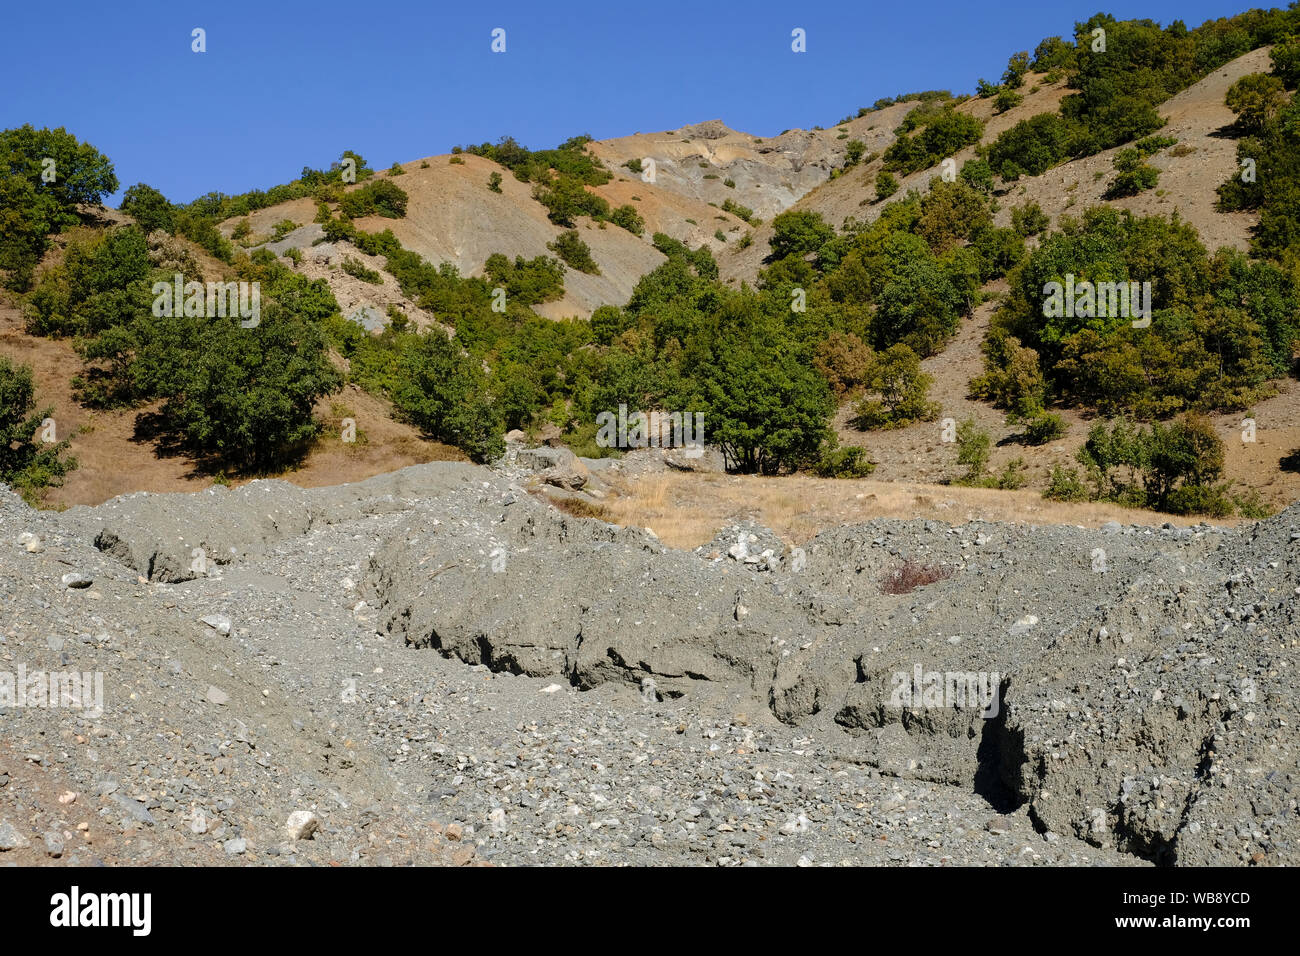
[596,471,1242,551]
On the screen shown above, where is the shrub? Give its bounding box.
[483,252,565,304]
[1272,36,1300,87]
[1020,411,1066,444]
[1075,415,1228,513]
[769,210,834,262]
[959,159,995,194]
[917,181,992,253]
[339,179,408,218]
[120,183,175,234]
[884,108,983,175]
[610,204,645,235]
[875,170,899,201]
[1104,148,1160,198]
[814,442,875,478]
[995,457,1029,489]
[955,418,991,481]
[488,171,503,192]
[994,89,1024,113]
[721,198,754,223]
[852,344,938,428]
[881,559,952,595]
[271,219,299,242]
[1010,201,1049,236]
[1002,51,1030,89]
[1225,72,1287,134]
[985,113,1072,179]
[342,257,382,283]
[547,229,600,274]
[0,356,77,502]
[814,330,874,395]
[532,174,610,226]
[1044,465,1089,501]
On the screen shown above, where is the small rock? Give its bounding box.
[206,685,230,706]
[286,810,320,840]
[780,814,811,835]
[111,795,157,826]
[61,572,93,589]
[223,837,247,855]
[43,831,64,858]
[445,823,464,842]
[0,820,30,851]
[1008,614,1039,637]
[200,614,232,635]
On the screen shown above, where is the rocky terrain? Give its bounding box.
[1,455,1296,866]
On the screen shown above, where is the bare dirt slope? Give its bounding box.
[224,111,898,319]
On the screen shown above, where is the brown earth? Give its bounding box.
[0,298,464,510]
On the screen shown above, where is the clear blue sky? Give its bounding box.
[0,0,1263,205]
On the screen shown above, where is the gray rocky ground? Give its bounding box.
[0,460,1295,866]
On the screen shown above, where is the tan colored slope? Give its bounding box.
[220,112,916,320]
[225,153,754,319]
[715,76,1070,285]
[719,49,1269,288]
[586,112,910,221]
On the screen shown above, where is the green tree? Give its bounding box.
[132,303,342,471]
[1272,36,1300,87]
[0,125,118,288]
[1002,51,1031,88]
[120,183,175,234]
[0,356,76,502]
[994,89,1024,113]
[1225,72,1287,134]
[547,229,600,274]
[610,204,645,235]
[698,316,835,474]
[768,210,834,262]
[985,112,1073,179]
[393,329,504,462]
[955,418,991,482]
[852,344,939,428]
[875,171,899,201]
[1010,201,1049,236]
